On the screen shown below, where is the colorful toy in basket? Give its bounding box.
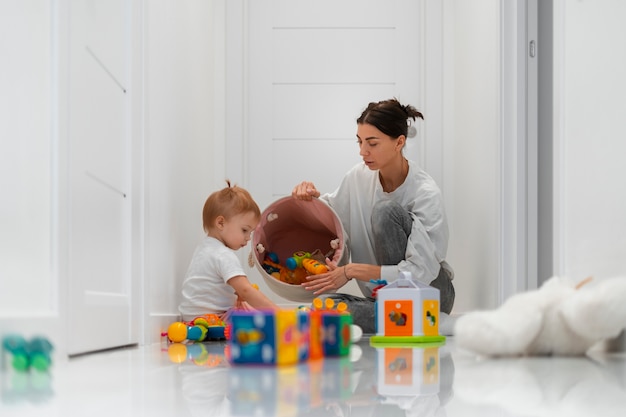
[286,251,329,275]
[162,314,226,343]
[261,250,329,286]
[261,251,308,285]
[226,298,355,365]
[370,271,446,346]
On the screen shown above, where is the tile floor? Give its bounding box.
[1,337,625,417]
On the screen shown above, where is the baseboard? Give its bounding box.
[146,313,181,345]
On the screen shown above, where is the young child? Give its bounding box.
[179,181,280,321]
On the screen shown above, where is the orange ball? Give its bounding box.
[167,322,188,343]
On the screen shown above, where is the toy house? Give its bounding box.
[371,271,446,345]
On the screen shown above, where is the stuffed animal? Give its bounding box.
[454,275,626,356]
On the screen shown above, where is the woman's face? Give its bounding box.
[356,123,404,171]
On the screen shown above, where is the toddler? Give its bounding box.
[179,181,279,321]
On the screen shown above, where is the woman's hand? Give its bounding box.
[292,181,320,200]
[301,260,350,295]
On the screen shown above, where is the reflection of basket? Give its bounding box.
[252,197,348,303]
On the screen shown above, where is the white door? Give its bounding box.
[238,0,428,211]
[67,0,135,355]
[225,0,436,301]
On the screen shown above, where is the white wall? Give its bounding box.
[143,0,219,343]
[0,1,61,342]
[443,0,501,311]
[554,0,626,280]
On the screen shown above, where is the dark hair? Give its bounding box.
[356,98,424,138]
[202,180,261,232]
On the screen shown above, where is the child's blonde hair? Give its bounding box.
[202,180,261,232]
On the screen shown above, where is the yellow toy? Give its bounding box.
[302,258,329,275]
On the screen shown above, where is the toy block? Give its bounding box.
[297,310,311,362]
[371,271,446,345]
[307,298,352,358]
[375,345,440,397]
[227,310,299,365]
[307,309,324,360]
[321,312,352,357]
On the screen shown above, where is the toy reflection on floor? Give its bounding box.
[371,271,446,345]
[170,338,456,416]
[164,342,225,368]
[226,298,356,366]
[376,345,440,397]
[228,354,353,417]
[370,344,455,417]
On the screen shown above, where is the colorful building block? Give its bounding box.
[320,312,352,357]
[227,298,355,366]
[371,271,446,345]
[227,310,300,365]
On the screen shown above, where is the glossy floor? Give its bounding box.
[2,337,625,417]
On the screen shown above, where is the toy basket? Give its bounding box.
[251,197,348,303]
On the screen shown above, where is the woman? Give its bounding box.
[292,98,455,334]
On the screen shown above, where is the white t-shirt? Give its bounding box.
[178,236,245,320]
[321,160,450,296]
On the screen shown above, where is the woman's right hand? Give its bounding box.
[292,181,320,200]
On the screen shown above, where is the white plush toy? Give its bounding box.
[454,275,626,356]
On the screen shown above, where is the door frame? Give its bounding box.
[500,0,539,301]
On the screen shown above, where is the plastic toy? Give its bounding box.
[162,314,226,343]
[285,251,311,270]
[370,271,445,346]
[316,301,352,357]
[226,298,358,365]
[302,258,329,275]
[1,334,54,372]
[227,309,301,366]
[262,253,308,285]
[454,275,626,356]
[370,279,388,298]
[286,251,329,275]
[280,266,308,285]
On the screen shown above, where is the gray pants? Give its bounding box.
[319,199,455,334]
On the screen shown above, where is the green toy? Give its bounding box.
[2,334,54,372]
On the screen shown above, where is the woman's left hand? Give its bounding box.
[301,259,350,294]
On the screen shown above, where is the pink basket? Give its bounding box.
[252,197,348,302]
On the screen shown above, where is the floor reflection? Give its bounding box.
[452,352,626,417]
[169,339,454,417]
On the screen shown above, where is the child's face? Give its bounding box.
[216,211,259,251]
